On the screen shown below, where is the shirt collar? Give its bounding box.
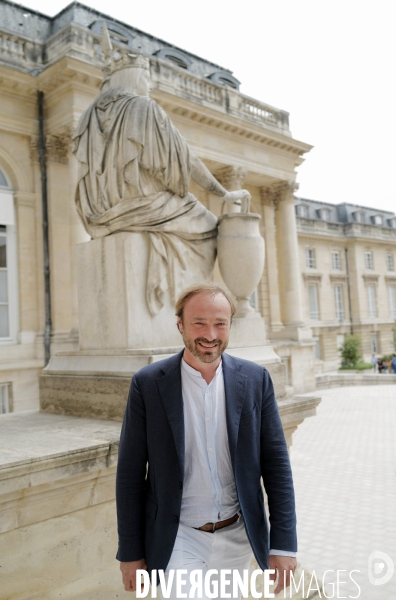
[181,357,223,381]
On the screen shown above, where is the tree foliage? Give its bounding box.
[339,335,362,367]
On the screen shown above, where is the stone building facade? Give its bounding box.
[1,0,394,413]
[295,197,396,372]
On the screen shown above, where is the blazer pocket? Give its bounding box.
[145,496,158,520]
[239,404,258,423]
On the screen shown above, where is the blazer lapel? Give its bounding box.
[156,351,185,475]
[222,353,247,474]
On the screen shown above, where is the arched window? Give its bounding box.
[90,20,135,48]
[208,71,240,90]
[0,168,18,343]
[154,48,192,70]
[371,214,383,226]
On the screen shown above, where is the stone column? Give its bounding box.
[274,181,304,326]
[215,166,247,213]
[45,127,86,353]
[259,187,283,331]
[68,138,90,339]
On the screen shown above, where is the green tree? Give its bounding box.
[339,335,361,367]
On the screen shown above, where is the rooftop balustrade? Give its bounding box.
[0,22,290,135]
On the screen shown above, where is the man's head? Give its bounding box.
[175,282,236,364]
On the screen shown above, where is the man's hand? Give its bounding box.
[120,558,148,592]
[268,555,297,595]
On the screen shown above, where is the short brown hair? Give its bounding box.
[175,281,237,321]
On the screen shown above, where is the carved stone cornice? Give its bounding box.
[329,273,347,283]
[303,272,323,284]
[362,273,379,283]
[215,166,247,191]
[36,56,102,96]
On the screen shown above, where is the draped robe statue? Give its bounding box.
[72,53,250,314]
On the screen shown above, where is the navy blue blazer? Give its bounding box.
[116,350,297,571]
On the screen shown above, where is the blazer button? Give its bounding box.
[174,515,179,522]
[179,482,183,489]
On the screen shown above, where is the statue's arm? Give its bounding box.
[190,153,250,206]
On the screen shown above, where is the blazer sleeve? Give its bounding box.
[260,369,297,553]
[116,374,148,561]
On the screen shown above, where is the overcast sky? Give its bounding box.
[20,0,396,213]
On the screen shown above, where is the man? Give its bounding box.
[371,354,378,373]
[116,282,297,597]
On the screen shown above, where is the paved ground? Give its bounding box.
[290,385,396,599]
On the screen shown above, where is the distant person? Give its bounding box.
[370,354,378,373]
[377,358,385,374]
[392,354,396,374]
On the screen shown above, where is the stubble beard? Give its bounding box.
[182,334,229,364]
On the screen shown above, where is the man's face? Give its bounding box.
[178,292,232,364]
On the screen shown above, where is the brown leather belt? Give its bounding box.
[194,513,239,533]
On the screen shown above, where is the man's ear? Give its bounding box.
[177,318,183,333]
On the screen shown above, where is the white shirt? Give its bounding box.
[179,357,296,558]
[180,358,240,527]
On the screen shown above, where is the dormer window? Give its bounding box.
[353,211,366,223]
[90,20,134,48]
[154,48,192,70]
[320,209,331,221]
[208,71,241,90]
[387,217,396,229]
[296,204,309,218]
[371,215,383,226]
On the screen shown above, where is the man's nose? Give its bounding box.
[203,325,217,341]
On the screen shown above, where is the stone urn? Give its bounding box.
[217,201,265,317]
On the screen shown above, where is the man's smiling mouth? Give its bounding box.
[197,341,218,349]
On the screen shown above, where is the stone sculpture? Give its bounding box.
[72,25,250,314]
[217,199,265,318]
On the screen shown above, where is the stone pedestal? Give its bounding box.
[77,233,183,351]
[41,238,289,419]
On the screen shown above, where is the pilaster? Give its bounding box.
[259,186,283,331]
[274,181,304,326]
